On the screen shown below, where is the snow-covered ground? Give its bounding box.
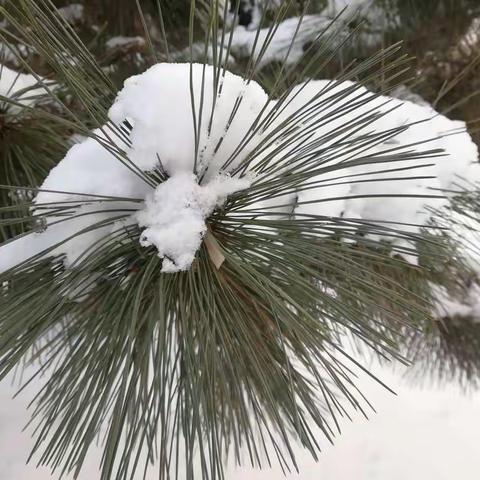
[1,361,479,480]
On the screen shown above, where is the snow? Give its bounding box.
[0,65,48,112]
[0,43,23,68]
[181,1,390,70]
[294,170,351,222]
[109,63,268,175]
[270,79,480,245]
[0,127,148,273]
[430,283,478,319]
[326,0,385,21]
[226,0,388,66]
[430,275,480,322]
[0,201,135,272]
[105,36,146,50]
[58,3,84,24]
[1,361,480,479]
[137,172,250,272]
[390,84,431,106]
[229,15,335,67]
[2,58,480,477]
[448,16,480,61]
[35,129,148,203]
[431,205,480,321]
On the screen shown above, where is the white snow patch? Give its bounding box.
[226,0,388,66]
[430,283,477,319]
[0,43,23,68]
[105,36,146,50]
[271,79,480,247]
[58,3,84,24]
[0,65,48,112]
[2,359,480,479]
[454,16,480,59]
[0,202,134,272]
[294,170,351,222]
[229,15,337,67]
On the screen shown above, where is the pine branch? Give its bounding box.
[0,1,480,479]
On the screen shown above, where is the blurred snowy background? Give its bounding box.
[1,362,480,479]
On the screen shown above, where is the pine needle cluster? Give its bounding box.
[0,1,480,479]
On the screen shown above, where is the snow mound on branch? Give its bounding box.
[272,79,479,243]
[0,63,479,277]
[0,203,133,272]
[226,0,387,66]
[36,129,148,205]
[294,170,351,222]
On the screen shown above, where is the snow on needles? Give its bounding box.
[0,65,48,112]
[299,81,477,228]
[0,62,479,276]
[108,63,267,175]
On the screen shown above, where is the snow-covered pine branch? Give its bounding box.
[1,62,478,276]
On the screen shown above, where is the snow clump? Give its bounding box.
[1,63,262,273]
[137,173,250,272]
